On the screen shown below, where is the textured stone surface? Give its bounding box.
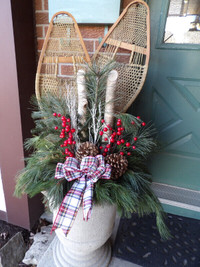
[23,224,55,265]
[38,209,140,267]
[38,237,140,267]
[0,232,26,267]
[53,204,116,267]
[40,211,53,224]
[109,257,141,267]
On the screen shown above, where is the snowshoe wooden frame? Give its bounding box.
[35,11,90,99]
[94,0,150,112]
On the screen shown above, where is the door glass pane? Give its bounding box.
[164,0,200,44]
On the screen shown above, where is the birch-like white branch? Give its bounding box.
[77,69,87,125]
[103,70,118,139]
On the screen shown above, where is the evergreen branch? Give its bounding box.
[14,64,170,239]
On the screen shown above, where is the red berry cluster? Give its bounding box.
[53,113,76,158]
[99,117,146,157]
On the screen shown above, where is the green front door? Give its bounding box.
[134,0,200,219]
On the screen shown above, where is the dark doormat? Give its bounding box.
[113,213,200,267]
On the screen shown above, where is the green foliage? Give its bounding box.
[94,168,170,239]
[14,65,170,239]
[113,113,157,157]
[84,61,116,144]
[14,94,72,208]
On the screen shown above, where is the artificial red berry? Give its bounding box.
[142,122,146,126]
[60,144,64,147]
[117,140,121,145]
[61,129,65,132]
[102,152,107,157]
[62,122,66,127]
[68,139,72,145]
[112,132,117,137]
[68,132,72,138]
[53,113,57,117]
[134,137,138,141]
[117,131,121,136]
[132,146,136,149]
[120,127,124,131]
[120,139,125,144]
[106,144,111,148]
[117,121,121,126]
[54,126,58,130]
[101,119,105,123]
[61,116,66,121]
[120,151,124,155]
[117,119,121,123]
[131,121,135,125]
[72,141,76,145]
[104,148,108,152]
[60,134,65,138]
[66,118,70,122]
[99,146,103,149]
[103,127,108,132]
[57,113,61,117]
[104,138,108,141]
[110,138,115,143]
[107,124,112,130]
[99,131,103,136]
[137,116,141,119]
[117,127,121,132]
[127,152,131,156]
[71,128,76,133]
[126,142,131,147]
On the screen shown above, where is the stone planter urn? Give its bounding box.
[53,204,116,267]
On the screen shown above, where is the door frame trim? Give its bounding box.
[152,182,200,210]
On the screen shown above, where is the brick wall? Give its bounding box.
[34,0,132,58]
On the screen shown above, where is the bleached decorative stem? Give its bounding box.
[77,69,87,125]
[103,70,118,139]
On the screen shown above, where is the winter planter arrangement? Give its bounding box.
[15,63,170,267]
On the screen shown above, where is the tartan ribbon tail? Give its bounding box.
[82,182,94,221]
[51,179,85,235]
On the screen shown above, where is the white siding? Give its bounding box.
[0,168,6,212]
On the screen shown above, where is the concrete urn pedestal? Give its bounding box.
[53,204,116,267]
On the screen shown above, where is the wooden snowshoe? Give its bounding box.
[35,11,90,99]
[94,0,150,112]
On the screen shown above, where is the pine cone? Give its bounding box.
[76,142,99,162]
[106,153,128,180]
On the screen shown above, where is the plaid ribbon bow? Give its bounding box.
[51,155,111,236]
